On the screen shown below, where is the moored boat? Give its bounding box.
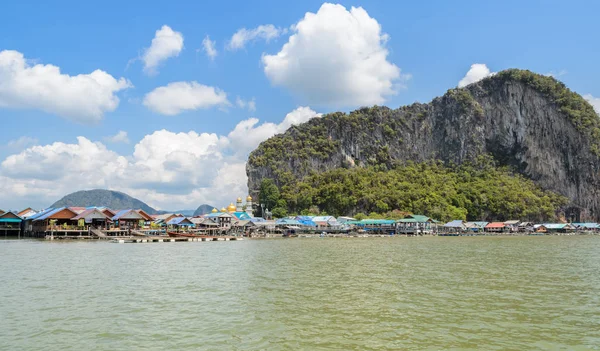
[167,232,201,238]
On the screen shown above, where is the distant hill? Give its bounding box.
[193,204,215,216]
[51,189,157,214]
[156,209,196,216]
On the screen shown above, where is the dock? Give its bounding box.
[111,236,244,243]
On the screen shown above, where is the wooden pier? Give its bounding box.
[111,236,243,243]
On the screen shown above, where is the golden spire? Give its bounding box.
[246,195,252,201]
[211,208,218,213]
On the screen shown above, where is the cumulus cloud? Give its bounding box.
[105,131,130,144]
[584,94,600,115]
[202,35,217,60]
[228,106,321,155]
[0,50,131,123]
[228,24,285,50]
[262,3,402,107]
[545,70,567,78]
[458,64,496,88]
[5,136,39,151]
[0,107,320,210]
[236,96,257,112]
[143,81,230,115]
[142,25,184,74]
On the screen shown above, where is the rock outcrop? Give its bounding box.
[247,70,600,221]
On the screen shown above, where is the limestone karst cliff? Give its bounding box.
[246,69,600,221]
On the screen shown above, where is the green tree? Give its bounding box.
[259,178,280,213]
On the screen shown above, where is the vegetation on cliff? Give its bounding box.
[481,69,600,155]
[248,69,600,220]
[259,156,567,222]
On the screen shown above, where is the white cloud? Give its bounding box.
[0,50,131,123]
[6,136,38,151]
[202,35,217,60]
[228,24,285,51]
[262,3,402,107]
[458,63,496,88]
[584,94,600,115]
[236,96,257,112]
[545,70,567,78]
[228,106,321,155]
[142,25,184,74]
[105,131,130,144]
[143,81,230,115]
[0,107,320,210]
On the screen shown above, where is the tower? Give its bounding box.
[245,195,253,217]
[236,197,243,212]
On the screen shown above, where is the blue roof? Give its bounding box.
[276,218,302,225]
[232,212,251,220]
[168,217,193,226]
[296,216,314,220]
[35,207,68,221]
[111,209,135,221]
[297,219,317,227]
[27,208,56,220]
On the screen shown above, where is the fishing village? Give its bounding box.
[0,194,598,242]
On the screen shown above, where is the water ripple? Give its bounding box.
[0,237,599,350]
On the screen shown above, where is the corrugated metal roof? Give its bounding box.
[403,215,432,222]
[275,218,302,225]
[0,211,22,223]
[543,223,575,229]
[486,222,506,228]
[27,208,55,220]
[312,216,336,222]
[573,223,599,229]
[73,208,110,220]
[167,217,193,225]
[444,220,465,228]
[466,221,488,228]
[111,209,145,221]
[35,207,68,221]
[350,219,396,225]
[232,212,251,220]
[504,220,520,225]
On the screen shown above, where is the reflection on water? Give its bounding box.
[1,236,599,350]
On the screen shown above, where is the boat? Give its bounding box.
[167,232,202,238]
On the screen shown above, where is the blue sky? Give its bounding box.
[0,0,599,211]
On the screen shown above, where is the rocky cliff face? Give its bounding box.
[247,70,600,221]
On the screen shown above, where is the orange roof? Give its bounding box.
[486,222,506,228]
[17,207,34,216]
[136,209,154,221]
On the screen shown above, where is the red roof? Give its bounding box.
[485,222,506,228]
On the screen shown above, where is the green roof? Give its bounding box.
[349,219,396,225]
[406,215,431,222]
[398,215,435,223]
[0,218,22,223]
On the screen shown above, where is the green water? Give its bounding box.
[1,237,599,350]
